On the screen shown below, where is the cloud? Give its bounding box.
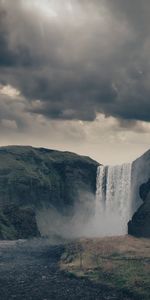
[0,84,29,132]
[0,0,150,124]
[0,84,20,98]
[0,0,149,165]
[1,119,18,130]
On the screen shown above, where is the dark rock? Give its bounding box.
[128,150,150,237]
[128,200,150,238]
[139,178,150,200]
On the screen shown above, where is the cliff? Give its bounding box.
[0,146,99,240]
[128,150,150,237]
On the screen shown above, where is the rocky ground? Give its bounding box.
[0,238,138,300]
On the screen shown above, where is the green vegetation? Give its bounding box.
[0,206,40,240]
[0,146,98,239]
[61,236,150,300]
[0,209,17,239]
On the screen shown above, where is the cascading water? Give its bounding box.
[95,163,132,235]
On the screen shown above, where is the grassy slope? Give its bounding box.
[60,236,150,300]
[0,146,99,240]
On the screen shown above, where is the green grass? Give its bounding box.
[60,237,150,300]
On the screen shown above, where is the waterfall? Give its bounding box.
[95,163,132,235]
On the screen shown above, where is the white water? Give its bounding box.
[95,163,132,235]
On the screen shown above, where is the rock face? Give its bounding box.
[0,146,99,240]
[128,150,150,237]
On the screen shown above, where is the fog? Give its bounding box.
[36,193,129,240]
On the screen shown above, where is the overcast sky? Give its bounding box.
[0,0,150,164]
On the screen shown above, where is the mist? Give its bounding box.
[36,191,130,240]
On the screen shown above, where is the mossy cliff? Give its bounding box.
[0,146,99,239]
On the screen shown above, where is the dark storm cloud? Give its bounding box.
[107,0,150,35]
[0,0,150,123]
[0,8,16,67]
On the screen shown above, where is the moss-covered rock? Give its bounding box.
[0,146,99,240]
